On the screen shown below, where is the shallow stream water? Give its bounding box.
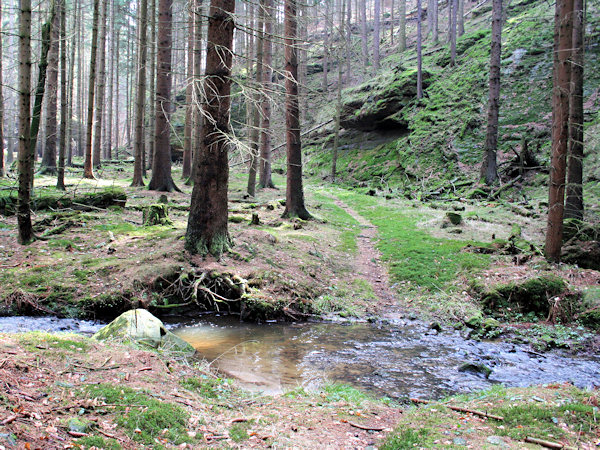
[172,315,600,399]
[2,315,599,400]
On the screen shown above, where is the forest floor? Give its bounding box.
[1,163,600,448]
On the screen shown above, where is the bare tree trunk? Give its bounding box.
[84,0,100,179]
[40,3,60,175]
[361,0,369,64]
[132,0,148,187]
[57,0,67,189]
[146,0,157,173]
[17,0,33,244]
[66,0,78,167]
[345,0,351,83]
[332,0,346,182]
[417,0,423,99]
[545,0,573,262]
[432,0,438,42]
[190,0,202,185]
[186,0,236,256]
[182,1,193,180]
[480,0,502,185]
[282,0,311,220]
[148,0,178,191]
[458,0,464,36]
[106,0,115,160]
[564,0,584,220]
[323,0,329,91]
[450,0,457,65]
[0,0,5,177]
[92,0,108,168]
[115,28,121,160]
[399,0,406,50]
[258,0,275,189]
[373,0,380,72]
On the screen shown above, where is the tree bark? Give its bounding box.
[0,0,5,177]
[57,0,67,189]
[182,1,193,180]
[332,0,346,182]
[564,0,584,220]
[186,0,236,256]
[545,0,573,262]
[323,0,329,91]
[17,0,33,244]
[450,0,457,65]
[84,0,100,179]
[360,0,369,65]
[258,0,275,188]
[40,3,60,175]
[132,0,148,187]
[417,0,423,99]
[480,0,502,185]
[282,0,311,220]
[148,0,179,192]
[399,0,406,50]
[92,0,108,168]
[146,0,157,173]
[458,0,465,36]
[373,0,380,72]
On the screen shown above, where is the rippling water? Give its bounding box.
[173,315,600,399]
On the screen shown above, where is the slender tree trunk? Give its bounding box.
[40,3,60,175]
[345,0,351,83]
[480,0,502,185]
[84,0,100,178]
[373,0,380,72]
[66,0,77,167]
[332,0,346,182]
[545,0,574,262]
[417,0,423,99]
[76,0,84,159]
[564,0,584,220]
[115,28,121,160]
[360,0,369,65]
[399,0,406,50]
[132,0,148,187]
[186,0,236,256]
[190,0,203,185]
[458,0,464,36]
[450,0,457,65]
[282,0,311,220]
[0,0,5,177]
[106,0,115,160]
[248,0,265,197]
[390,0,394,45]
[57,0,67,189]
[148,0,178,191]
[323,0,329,91]
[17,0,34,244]
[182,1,193,180]
[93,0,108,168]
[147,0,157,172]
[432,0,438,42]
[258,0,275,188]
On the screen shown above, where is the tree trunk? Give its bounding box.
[66,0,78,167]
[40,3,60,175]
[332,0,346,182]
[480,0,502,185]
[545,0,573,262]
[282,0,311,220]
[190,0,203,184]
[146,0,157,173]
[182,2,193,180]
[0,0,5,177]
[360,0,369,64]
[57,0,67,189]
[148,0,179,192]
[92,0,108,168]
[17,0,33,244]
[84,0,100,179]
[132,0,148,187]
[450,0,457,65]
[258,0,275,189]
[106,0,115,160]
[322,0,329,91]
[399,0,406,50]
[458,0,465,36]
[432,0,438,42]
[564,0,584,220]
[373,0,380,72]
[417,0,423,99]
[186,0,236,256]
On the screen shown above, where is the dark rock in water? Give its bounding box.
[458,362,492,379]
[430,322,442,332]
[562,241,600,270]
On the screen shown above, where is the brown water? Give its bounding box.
[173,315,600,400]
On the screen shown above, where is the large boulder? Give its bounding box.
[93,309,194,355]
[340,66,432,132]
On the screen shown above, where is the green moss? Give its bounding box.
[75,436,122,450]
[180,376,233,399]
[380,428,431,450]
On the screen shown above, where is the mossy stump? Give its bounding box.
[142,204,172,226]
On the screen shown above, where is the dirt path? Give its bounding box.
[335,200,399,315]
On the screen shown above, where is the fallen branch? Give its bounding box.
[447,406,504,421]
[67,431,88,438]
[1,415,18,425]
[524,436,565,449]
[410,398,430,404]
[97,428,126,442]
[347,421,385,432]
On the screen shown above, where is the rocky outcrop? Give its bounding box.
[93,309,195,355]
[340,66,432,132]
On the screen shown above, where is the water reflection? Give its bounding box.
[173,316,600,399]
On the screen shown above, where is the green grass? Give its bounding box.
[380,428,431,450]
[312,191,361,254]
[75,435,122,450]
[85,384,192,446]
[322,383,371,406]
[18,332,91,352]
[180,376,234,399]
[334,191,489,290]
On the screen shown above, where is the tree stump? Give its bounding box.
[142,204,172,226]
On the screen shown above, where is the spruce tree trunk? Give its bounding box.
[146,0,157,173]
[399,0,406,50]
[373,0,380,72]
[66,0,78,167]
[282,0,311,220]
[458,0,465,36]
[186,0,236,256]
[323,0,329,91]
[106,0,115,160]
[0,0,5,177]
[92,0,108,168]
[564,0,584,220]
[450,0,457,65]
[258,0,275,189]
[148,0,179,192]
[132,0,148,187]
[545,0,574,262]
[191,0,203,184]
[182,2,193,180]
[417,0,423,99]
[40,4,60,175]
[360,0,369,63]
[84,0,100,179]
[332,0,346,182]
[57,0,67,189]
[480,0,502,185]
[17,0,34,244]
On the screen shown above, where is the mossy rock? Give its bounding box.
[562,241,600,270]
[578,309,600,331]
[446,212,463,225]
[142,204,172,226]
[93,309,194,355]
[465,313,484,329]
[481,275,567,317]
[458,362,492,379]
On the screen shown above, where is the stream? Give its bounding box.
[2,315,599,400]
